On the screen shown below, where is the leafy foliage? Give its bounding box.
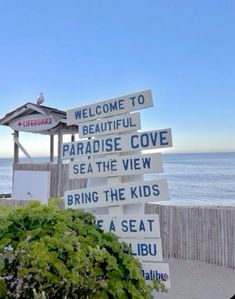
[0,202,165,298]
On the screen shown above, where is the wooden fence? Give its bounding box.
[0,198,35,208]
[0,195,234,269]
[146,204,235,269]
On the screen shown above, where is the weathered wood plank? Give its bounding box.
[146,204,235,269]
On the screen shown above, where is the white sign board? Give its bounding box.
[122,238,163,262]
[62,128,172,159]
[65,178,169,209]
[67,89,153,125]
[79,112,141,138]
[12,170,50,204]
[141,262,170,289]
[69,153,163,179]
[95,215,160,238]
[9,114,59,132]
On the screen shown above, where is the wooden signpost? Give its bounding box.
[120,239,163,262]
[68,153,163,179]
[62,128,172,159]
[95,215,161,238]
[66,89,153,125]
[63,89,172,291]
[79,112,141,138]
[65,178,169,209]
[142,262,170,289]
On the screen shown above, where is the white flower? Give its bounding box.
[4,245,13,251]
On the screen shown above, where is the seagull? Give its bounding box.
[36,92,45,105]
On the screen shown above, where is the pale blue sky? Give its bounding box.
[0,0,234,157]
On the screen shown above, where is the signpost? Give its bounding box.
[65,178,169,209]
[121,239,163,262]
[66,89,153,125]
[79,112,141,138]
[63,89,172,291]
[142,263,170,289]
[95,215,161,238]
[62,128,172,159]
[68,153,163,179]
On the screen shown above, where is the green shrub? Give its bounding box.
[0,202,165,298]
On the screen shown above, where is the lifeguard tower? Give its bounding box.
[0,96,86,204]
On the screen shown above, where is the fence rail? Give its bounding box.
[0,198,35,208]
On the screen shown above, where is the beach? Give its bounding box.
[157,258,235,299]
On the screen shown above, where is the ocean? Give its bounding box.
[0,152,235,206]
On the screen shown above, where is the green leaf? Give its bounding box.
[0,203,162,298]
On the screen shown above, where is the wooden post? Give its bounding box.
[57,127,62,165]
[13,130,19,164]
[57,126,63,197]
[71,134,75,162]
[50,135,54,163]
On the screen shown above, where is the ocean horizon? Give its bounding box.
[0,152,235,206]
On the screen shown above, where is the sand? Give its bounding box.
[156,258,235,299]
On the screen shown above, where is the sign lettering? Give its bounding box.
[79,112,141,138]
[95,215,160,238]
[121,239,163,262]
[69,153,163,179]
[62,129,172,159]
[9,114,59,132]
[65,178,169,209]
[141,263,170,289]
[66,90,152,125]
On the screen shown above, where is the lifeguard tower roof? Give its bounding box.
[0,102,76,135]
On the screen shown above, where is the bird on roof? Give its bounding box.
[36,92,45,105]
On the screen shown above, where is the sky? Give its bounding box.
[0,0,234,157]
